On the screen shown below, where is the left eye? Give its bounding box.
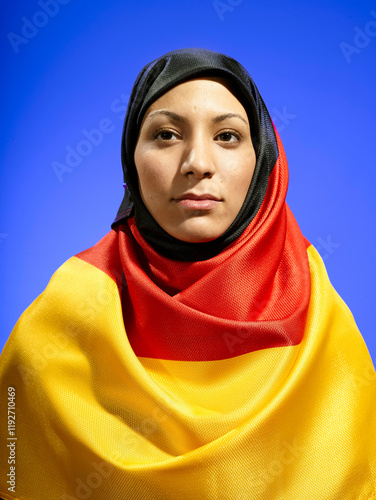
[215,131,240,142]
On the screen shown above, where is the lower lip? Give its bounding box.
[175,199,220,210]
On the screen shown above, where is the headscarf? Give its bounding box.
[112,47,278,261]
[1,48,375,500]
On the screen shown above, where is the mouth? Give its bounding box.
[173,193,222,210]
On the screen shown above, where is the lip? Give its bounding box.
[174,193,221,210]
[175,193,220,201]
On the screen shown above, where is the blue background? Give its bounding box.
[1,0,375,361]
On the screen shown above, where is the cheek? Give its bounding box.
[241,161,255,188]
[226,154,255,201]
[136,152,171,204]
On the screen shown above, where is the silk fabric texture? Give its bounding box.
[1,49,376,499]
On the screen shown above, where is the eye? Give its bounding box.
[154,129,179,141]
[215,131,241,143]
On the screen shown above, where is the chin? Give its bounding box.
[169,227,224,244]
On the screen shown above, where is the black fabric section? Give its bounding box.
[112,48,278,261]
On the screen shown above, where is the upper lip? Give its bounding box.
[175,193,220,201]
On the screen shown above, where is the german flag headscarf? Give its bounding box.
[1,48,376,500]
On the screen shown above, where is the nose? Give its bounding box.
[180,134,215,178]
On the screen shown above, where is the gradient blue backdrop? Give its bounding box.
[1,0,375,362]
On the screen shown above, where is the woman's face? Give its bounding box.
[134,77,256,243]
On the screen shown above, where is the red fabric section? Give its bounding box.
[76,230,124,292]
[77,128,311,361]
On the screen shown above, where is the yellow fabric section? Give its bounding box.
[0,248,376,499]
[139,344,300,416]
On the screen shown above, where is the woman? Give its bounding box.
[0,48,375,499]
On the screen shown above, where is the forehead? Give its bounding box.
[144,76,247,114]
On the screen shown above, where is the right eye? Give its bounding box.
[154,129,179,141]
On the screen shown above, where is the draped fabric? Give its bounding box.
[1,126,376,499]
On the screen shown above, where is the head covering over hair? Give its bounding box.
[1,48,376,500]
[112,47,278,261]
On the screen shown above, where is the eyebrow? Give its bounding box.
[213,113,248,125]
[146,110,248,125]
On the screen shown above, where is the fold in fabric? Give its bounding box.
[1,127,375,499]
